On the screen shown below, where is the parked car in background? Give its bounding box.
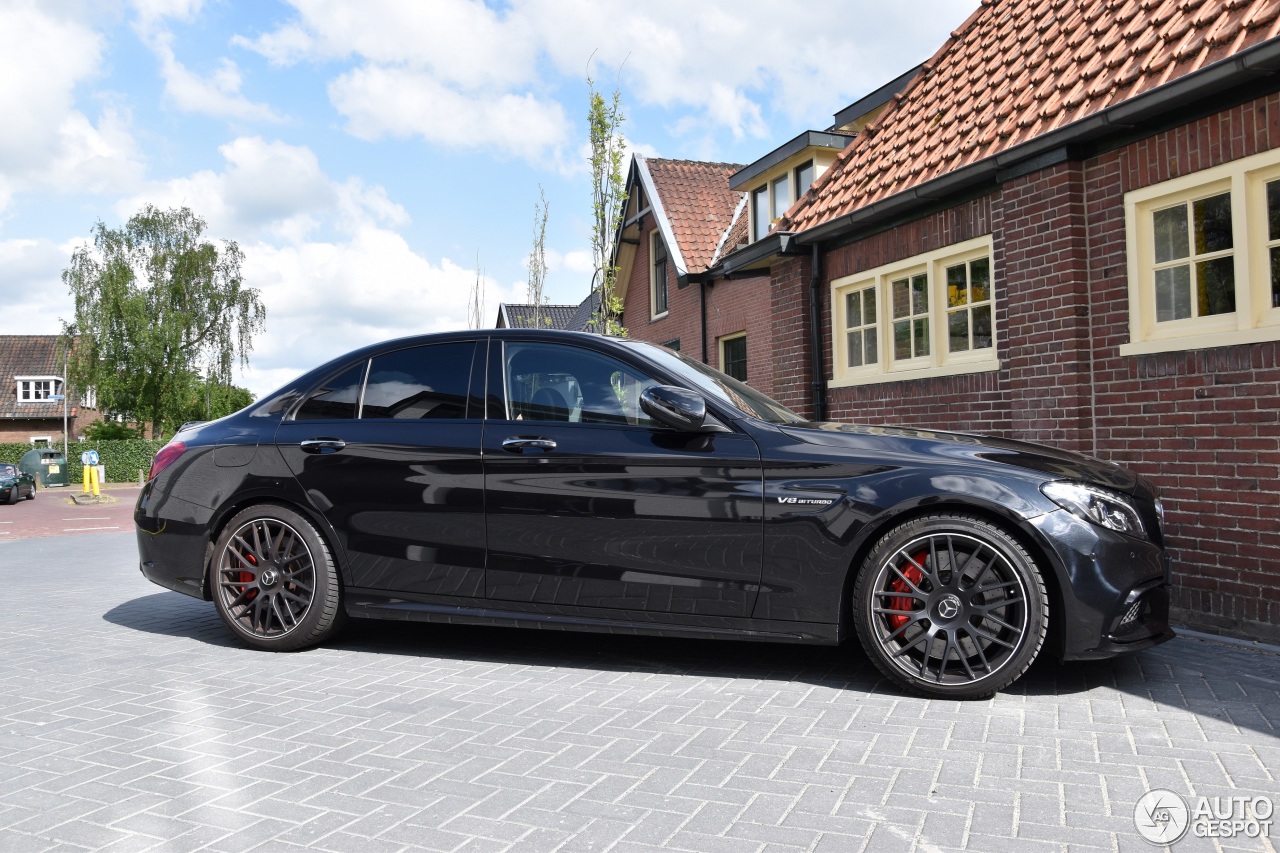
[135,329,1173,699]
[0,463,36,504]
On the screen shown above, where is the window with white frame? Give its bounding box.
[16,376,62,402]
[651,232,669,318]
[1123,147,1280,355]
[830,236,998,386]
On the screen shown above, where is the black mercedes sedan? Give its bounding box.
[135,329,1172,699]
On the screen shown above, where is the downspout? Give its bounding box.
[700,279,708,363]
[808,243,826,421]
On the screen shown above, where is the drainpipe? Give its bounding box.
[808,243,826,421]
[699,278,708,363]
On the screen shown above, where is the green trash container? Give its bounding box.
[19,448,69,487]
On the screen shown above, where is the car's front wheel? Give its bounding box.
[210,504,345,651]
[852,514,1048,699]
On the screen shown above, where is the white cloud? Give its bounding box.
[130,0,281,123]
[108,135,516,398]
[239,229,522,396]
[328,65,569,167]
[114,136,399,242]
[0,237,78,332]
[237,0,975,157]
[0,2,144,207]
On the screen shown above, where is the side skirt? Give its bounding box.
[345,588,841,645]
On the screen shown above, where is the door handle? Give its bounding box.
[300,439,347,454]
[502,436,557,452]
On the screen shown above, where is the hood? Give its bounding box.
[779,421,1139,493]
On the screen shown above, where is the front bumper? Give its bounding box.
[1030,508,1174,660]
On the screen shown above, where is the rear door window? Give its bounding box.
[363,342,477,419]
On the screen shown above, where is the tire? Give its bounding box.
[852,514,1048,700]
[6,488,17,505]
[210,504,345,651]
[26,484,34,500]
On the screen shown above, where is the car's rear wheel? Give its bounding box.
[211,505,344,651]
[852,514,1048,699]
[26,484,34,500]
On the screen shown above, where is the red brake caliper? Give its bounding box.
[240,553,258,601]
[886,551,927,630]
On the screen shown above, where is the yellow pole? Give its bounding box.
[90,464,100,497]
[82,465,89,494]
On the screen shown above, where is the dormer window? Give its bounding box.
[17,376,62,403]
[752,186,769,241]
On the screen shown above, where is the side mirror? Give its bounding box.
[640,385,706,431]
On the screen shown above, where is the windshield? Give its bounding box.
[620,340,804,424]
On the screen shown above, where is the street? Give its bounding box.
[0,530,1276,852]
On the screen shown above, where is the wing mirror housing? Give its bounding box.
[640,385,707,431]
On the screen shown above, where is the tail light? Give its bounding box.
[148,442,187,481]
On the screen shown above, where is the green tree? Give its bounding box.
[61,205,266,438]
[179,375,254,425]
[84,420,140,441]
[587,69,628,336]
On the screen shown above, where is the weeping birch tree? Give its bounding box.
[61,205,266,437]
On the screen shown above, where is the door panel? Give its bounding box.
[483,339,764,617]
[276,340,486,598]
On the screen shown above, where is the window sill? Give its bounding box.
[650,311,669,322]
[829,358,1001,389]
[1119,323,1280,357]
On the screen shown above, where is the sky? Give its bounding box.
[0,0,978,398]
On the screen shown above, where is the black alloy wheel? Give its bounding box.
[211,505,345,651]
[853,514,1048,699]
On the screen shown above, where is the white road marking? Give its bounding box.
[64,517,110,520]
[62,526,121,532]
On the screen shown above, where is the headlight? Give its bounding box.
[1041,481,1147,539]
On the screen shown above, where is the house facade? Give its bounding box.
[0,335,100,445]
[612,156,776,393]
[688,0,1280,643]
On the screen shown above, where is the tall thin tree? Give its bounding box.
[527,185,550,327]
[469,251,485,330]
[587,66,628,336]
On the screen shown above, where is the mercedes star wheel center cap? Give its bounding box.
[936,593,962,621]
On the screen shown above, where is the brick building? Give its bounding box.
[0,336,100,445]
[611,156,777,394]
[634,0,1280,643]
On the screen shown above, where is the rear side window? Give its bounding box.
[294,362,367,420]
[362,342,476,419]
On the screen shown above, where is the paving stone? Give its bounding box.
[2,533,1279,851]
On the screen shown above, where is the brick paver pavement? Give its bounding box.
[0,485,139,541]
[1,532,1277,852]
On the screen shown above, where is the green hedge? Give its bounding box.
[0,439,167,483]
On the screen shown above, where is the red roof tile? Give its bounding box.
[643,158,744,272]
[781,0,1280,234]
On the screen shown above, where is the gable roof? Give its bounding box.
[0,335,67,420]
[644,157,746,273]
[497,303,581,330]
[782,0,1280,234]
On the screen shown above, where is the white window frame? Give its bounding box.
[1122,146,1280,355]
[16,376,62,403]
[830,235,999,387]
[650,231,669,320]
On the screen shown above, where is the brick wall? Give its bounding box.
[1085,94,1280,641]
[622,217,774,395]
[789,92,1280,643]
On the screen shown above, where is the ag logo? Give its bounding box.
[1134,789,1190,845]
